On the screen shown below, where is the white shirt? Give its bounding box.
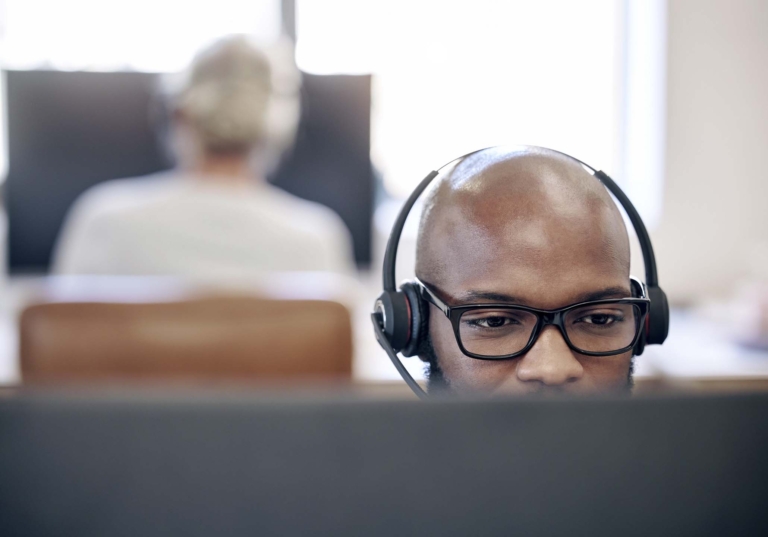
[53,171,356,278]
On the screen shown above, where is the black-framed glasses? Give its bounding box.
[417,279,650,360]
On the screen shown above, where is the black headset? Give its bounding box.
[371,146,669,399]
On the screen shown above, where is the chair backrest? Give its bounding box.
[19,296,352,383]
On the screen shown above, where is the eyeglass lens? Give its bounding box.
[458,303,640,357]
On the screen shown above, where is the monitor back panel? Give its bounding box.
[1,393,767,536]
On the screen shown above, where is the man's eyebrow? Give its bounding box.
[457,290,524,304]
[572,287,632,303]
[456,286,631,306]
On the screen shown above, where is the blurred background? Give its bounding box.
[0,0,767,390]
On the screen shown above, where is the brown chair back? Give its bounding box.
[19,297,352,383]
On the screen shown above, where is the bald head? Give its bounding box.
[414,147,635,395]
[416,147,629,299]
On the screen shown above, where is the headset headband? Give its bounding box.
[383,147,659,291]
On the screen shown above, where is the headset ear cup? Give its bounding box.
[374,290,411,352]
[646,286,670,345]
[400,282,429,357]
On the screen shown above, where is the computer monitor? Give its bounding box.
[1,391,766,536]
[4,70,373,271]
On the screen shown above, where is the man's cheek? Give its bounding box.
[428,307,455,350]
[580,353,634,389]
[429,322,458,363]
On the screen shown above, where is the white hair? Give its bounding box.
[165,35,301,165]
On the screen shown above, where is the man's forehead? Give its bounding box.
[433,261,631,310]
[420,187,627,272]
[424,220,630,309]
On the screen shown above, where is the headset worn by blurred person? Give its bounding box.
[53,36,355,278]
[373,147,668,398]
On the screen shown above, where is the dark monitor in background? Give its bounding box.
[4,69,373,272]
[1,392,767,536]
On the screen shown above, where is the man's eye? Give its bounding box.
[466,315,520,329]
[576,313,624,326]
[481,316,510,328]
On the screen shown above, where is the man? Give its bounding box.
[415,147,639,395]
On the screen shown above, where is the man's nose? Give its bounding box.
[515,325,584,386]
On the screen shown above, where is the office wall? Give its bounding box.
[656,0,768,303]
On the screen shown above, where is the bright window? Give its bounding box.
[0,0,280,72]
[297,0,666,226]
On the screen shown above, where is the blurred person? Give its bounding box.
[53,36,355,278]
[415,147,640,395]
